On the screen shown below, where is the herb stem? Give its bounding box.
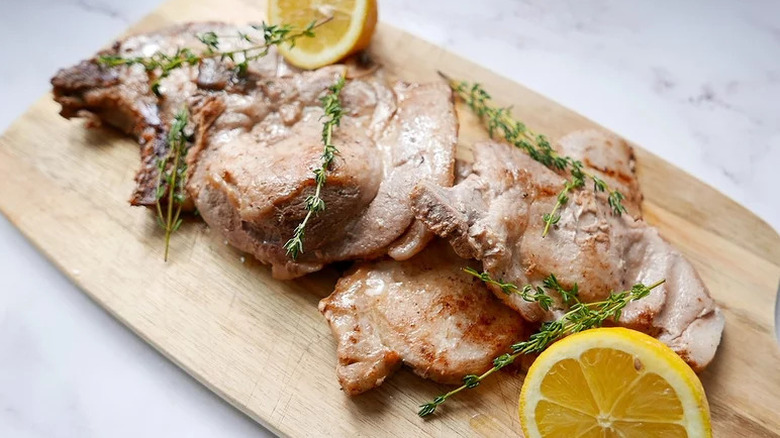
[194,17,332,62]
[163,139,180,261]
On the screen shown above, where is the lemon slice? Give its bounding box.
[519,327,711,438]
[268,0,378,69]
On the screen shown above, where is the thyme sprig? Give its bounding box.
[283,75,347,259]
[464,267,554,311]
[155,109,190,261]
[438,73,628,237]
[98,18,331,95]
[418,275,665,417]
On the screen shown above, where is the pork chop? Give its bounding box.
[188,75,457,279]
[51,23,282,207]
[412,136,724,371]
[52,23,458,277]
[319,240,528,395]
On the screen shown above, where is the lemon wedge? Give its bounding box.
[519,327,711,438]
[268,0,378,69]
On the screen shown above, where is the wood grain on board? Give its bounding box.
[0,0,778,436]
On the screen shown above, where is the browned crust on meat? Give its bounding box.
[319,242,528,394]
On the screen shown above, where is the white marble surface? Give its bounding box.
[0,0,778,436]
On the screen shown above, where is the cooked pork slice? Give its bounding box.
[51,23,281,206]
[319,240,527,395]
[188,76,457,279]
[412,137,724,371]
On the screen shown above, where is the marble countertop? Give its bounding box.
[1,0,777,436]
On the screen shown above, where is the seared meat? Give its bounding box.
[188,74,457,279]
[412,136,724,371]
[319,240,527,395]
[51,23,282,207]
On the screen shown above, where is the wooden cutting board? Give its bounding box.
[1,0,779,436]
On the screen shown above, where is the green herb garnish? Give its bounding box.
[155,109,189,261]
[439,72,628,237]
